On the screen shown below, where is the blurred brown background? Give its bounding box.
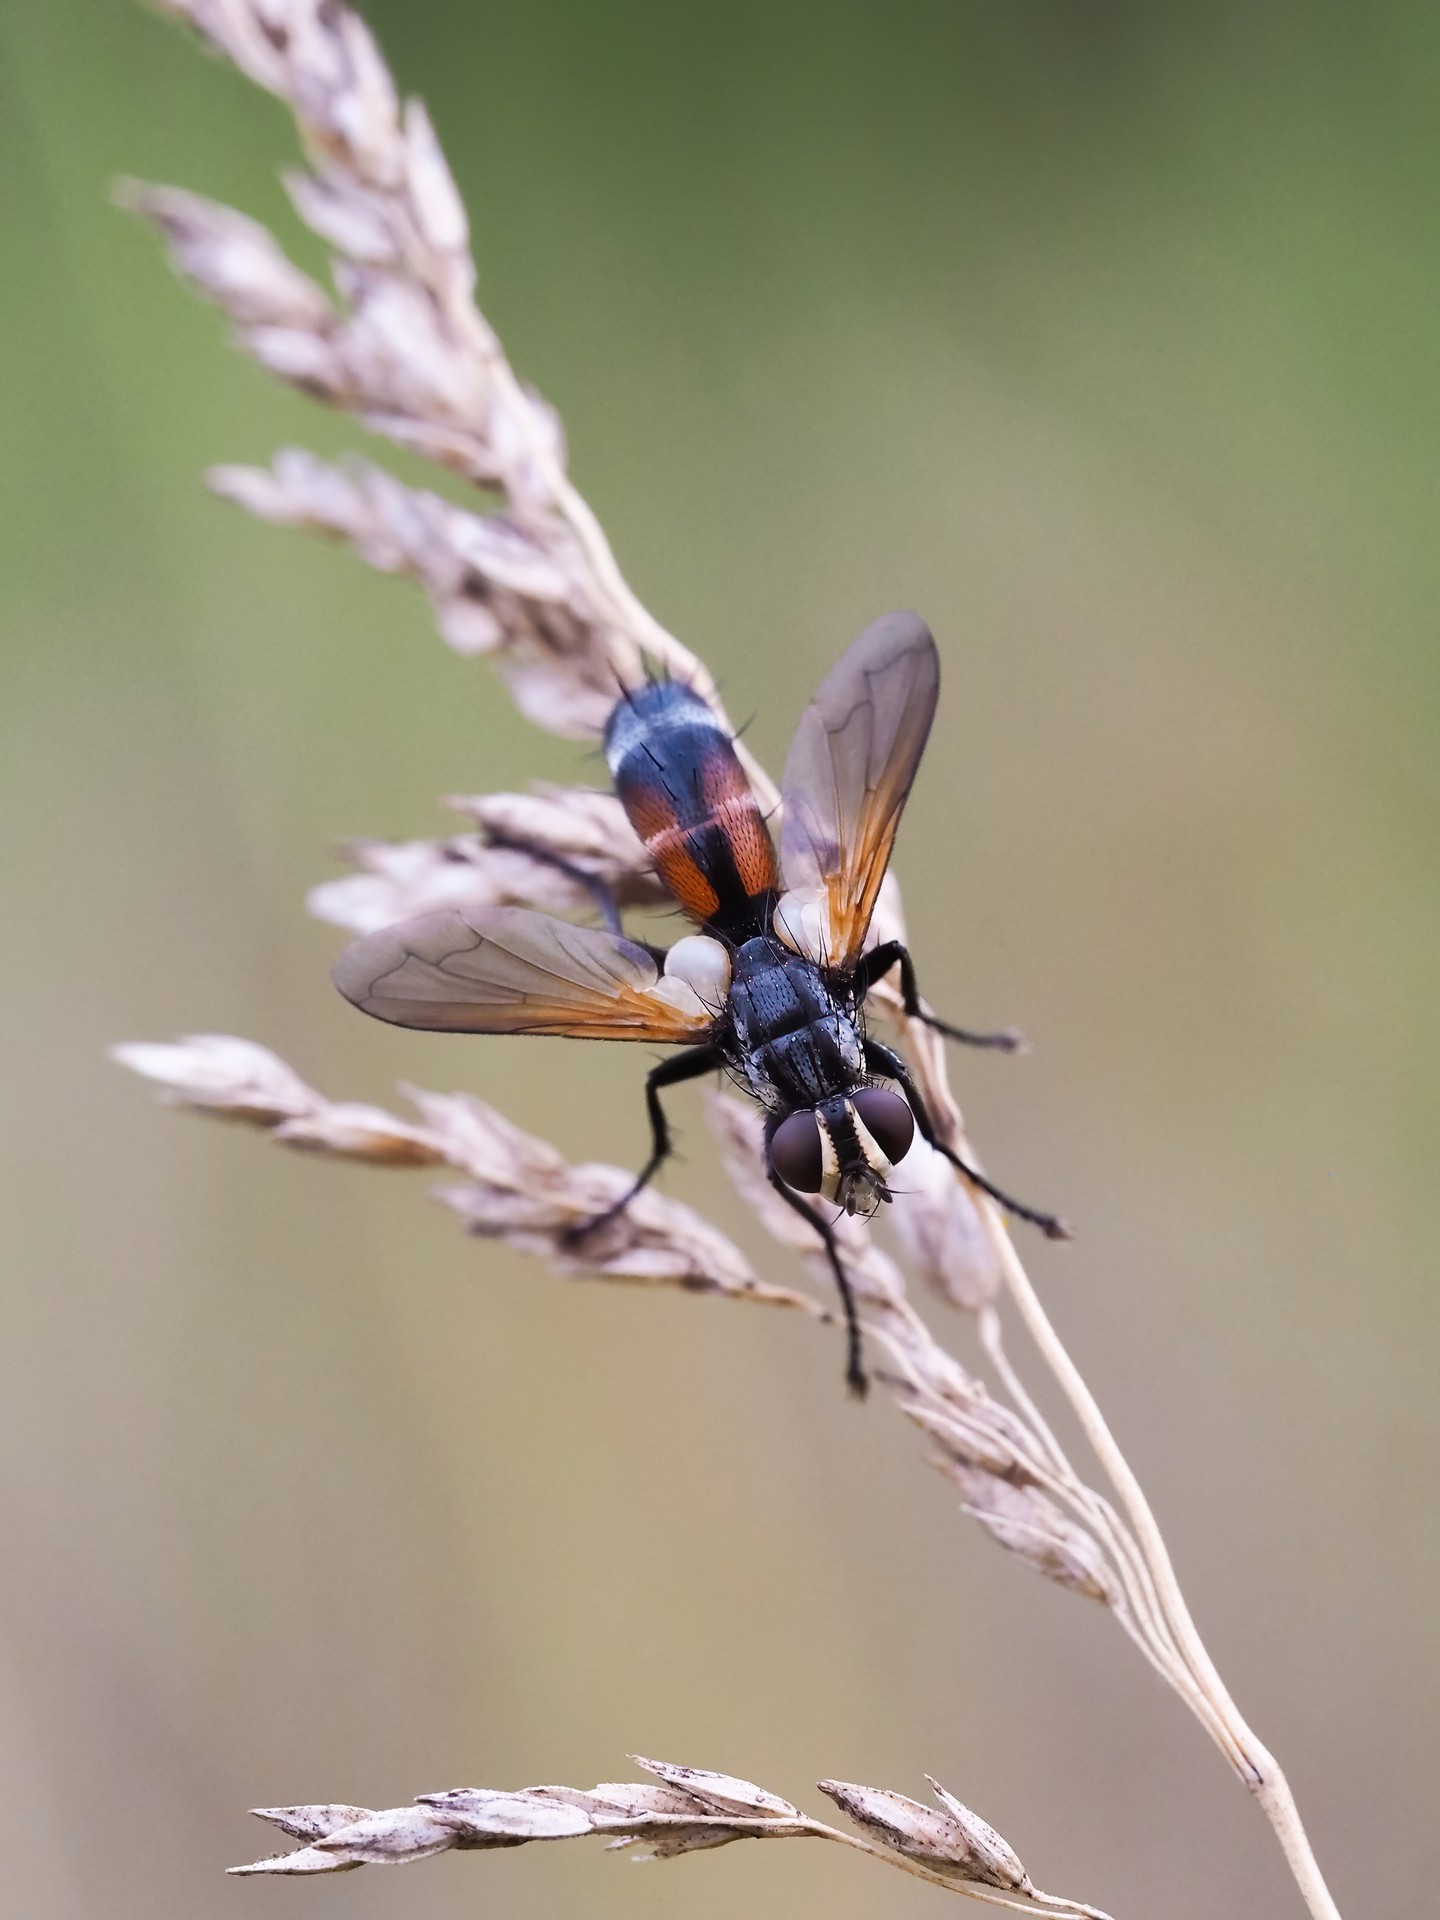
[1,3,1436,1916]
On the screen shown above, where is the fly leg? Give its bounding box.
[763,1132,868,1399]
[480,829,626,936]
[864,1037,1071,1241]
[854,941,1025,1052]
[562,1044,723,1246]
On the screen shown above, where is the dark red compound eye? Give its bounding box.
[851,1088,915,1166]
[771,1110,824,1192]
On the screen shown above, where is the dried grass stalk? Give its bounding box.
[229,1753,1114,1920]
[110,1038,809,1304]
[117,4,1343,1917]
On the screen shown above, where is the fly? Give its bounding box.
[333,612,1067,1395]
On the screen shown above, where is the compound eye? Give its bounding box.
[851,1088,915,1166]
[771,1110,824,1192]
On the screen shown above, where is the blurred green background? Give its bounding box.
[2,3,1436,1916]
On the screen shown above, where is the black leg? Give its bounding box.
[855,941,1025,1052]
[864,1037,1071,1241]
[562,1044,723,1245]
[481,829,626,936]
[763,1131,868,1399]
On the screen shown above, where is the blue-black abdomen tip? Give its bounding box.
[604,678,725,767]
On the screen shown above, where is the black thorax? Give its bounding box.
[723,935,866,1112]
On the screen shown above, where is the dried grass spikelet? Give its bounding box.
[703,1091,1117,1601]
[111,1034,1121,1610]
[110,1037,810,1305]
[122,0,753,754]
[816,1778,1029,1891]
[229,1754,1113,1919]
[888,1130,1005,1312]
[308,786,664,934]
[116,5,1346,1919]
[205,450,621,735]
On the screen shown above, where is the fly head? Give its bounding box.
[770,1087,916,1216]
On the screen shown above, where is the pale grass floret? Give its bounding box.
[306,786,661,934]
[227,1753,1114,1920]
[115,4,1343,1917]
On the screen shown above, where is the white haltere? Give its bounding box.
[663,934,733,1010]
[772,888,835,967]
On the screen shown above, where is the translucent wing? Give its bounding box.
[778,611,940,967]
[333,905,717,1043]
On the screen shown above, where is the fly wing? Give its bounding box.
[778,611,940,967]
[333,905,717,1042]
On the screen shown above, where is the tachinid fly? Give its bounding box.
[334,612,1066,1394]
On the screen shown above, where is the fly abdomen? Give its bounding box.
[605,681,778,935]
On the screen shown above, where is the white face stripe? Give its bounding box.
[815,1101,894,1206]
[848,1105,895,1181]
[816,1110,842,1203]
